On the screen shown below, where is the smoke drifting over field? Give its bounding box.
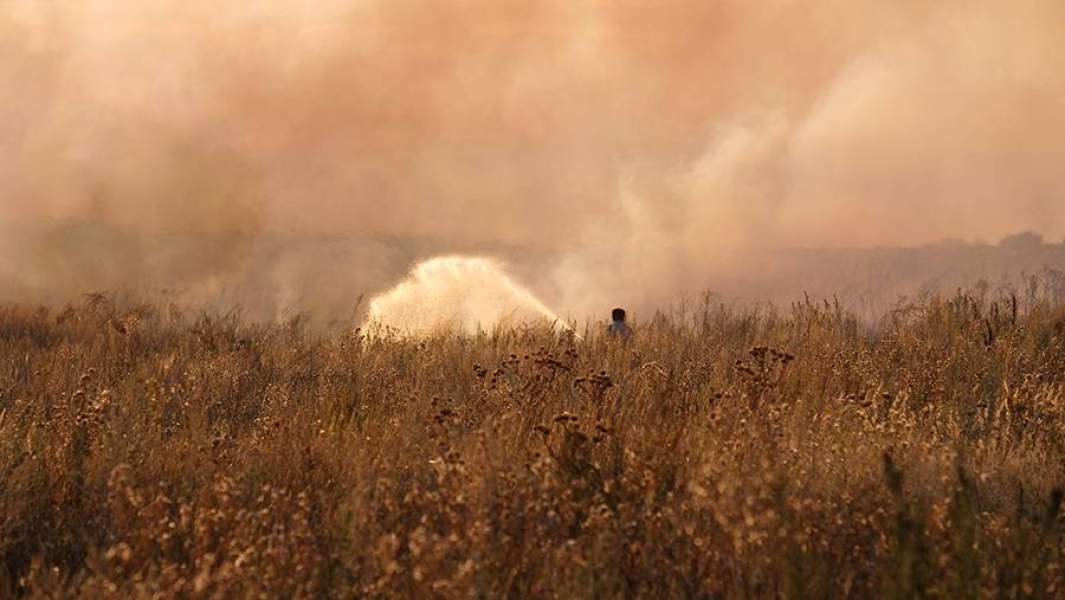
[2,1,1064,324]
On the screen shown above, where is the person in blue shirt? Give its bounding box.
[607,307,632,338]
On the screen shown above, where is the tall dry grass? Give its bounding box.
[2,285,1065,598]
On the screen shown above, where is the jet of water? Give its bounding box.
[365,255,567,335]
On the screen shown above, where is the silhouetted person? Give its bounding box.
[607,307,632,338]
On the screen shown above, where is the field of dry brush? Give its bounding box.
[3,287,1065,598]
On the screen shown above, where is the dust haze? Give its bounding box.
[2,0,1064,325]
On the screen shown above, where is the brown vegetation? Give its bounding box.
[3,287,1065,598]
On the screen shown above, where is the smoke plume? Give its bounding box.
[2,0,1063,324]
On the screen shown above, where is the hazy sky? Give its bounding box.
[2,0,1063,319]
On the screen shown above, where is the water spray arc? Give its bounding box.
[365,255,567,335]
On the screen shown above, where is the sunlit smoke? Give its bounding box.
[1,1,1064,322]
[365,255,567,335]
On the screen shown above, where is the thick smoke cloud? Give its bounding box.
[1,0,1063,322]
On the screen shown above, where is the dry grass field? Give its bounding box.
[3,286,1065,598]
